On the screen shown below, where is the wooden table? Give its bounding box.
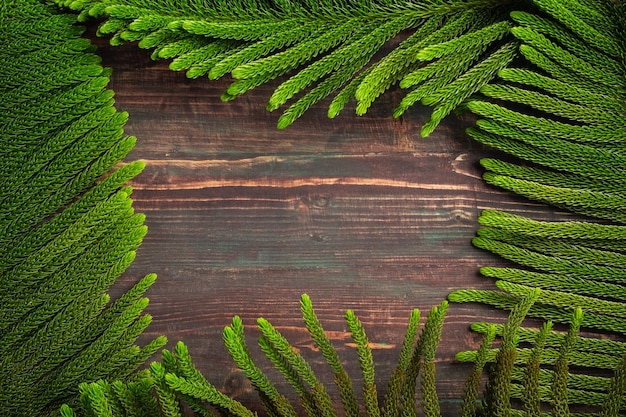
[95,32,560,415]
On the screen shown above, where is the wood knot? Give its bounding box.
[222,371,252,398]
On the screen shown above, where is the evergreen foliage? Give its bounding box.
[449,1,626,414]
[1,1,165,415]
[61,295,626,417]
[451,0,626,326]
[48,0,527,132]
[4,0,626,416]
[61,295,452,417]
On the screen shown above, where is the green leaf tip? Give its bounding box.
[277,114,294,130]
[300,293,312,306]
[60,403,79,417]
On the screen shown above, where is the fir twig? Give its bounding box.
[460,324,497,417]
[300,294,360,417]
[346,309,381,417]
[521,321,552,417]
[482,288,539,417]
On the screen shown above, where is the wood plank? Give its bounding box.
[94,33,562,415]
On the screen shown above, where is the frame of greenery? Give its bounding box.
[2,0,625,416]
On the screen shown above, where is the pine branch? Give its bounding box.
[476,227,626,267]
[0,189,136,308]
[477,210,626,240]
[471,130,626,185]
[479,158,626,195]
[383,309,420,417]
[400,342,421,417]
[471,115,626,165]
[2,212,146,337]
[468,101,625,144]
[65,297,459,417]
[31,297,154,412]
[0,160,145,274]
[407,38,518,137]
[457,343,625,373]
[393,8,509,123]
[257,317,335,417]
[300,294,361,417]
[479,266,626,302]
[508,383,612,410]
[78,381,115,417]
[480,173,626,222]
[510,25,623,90]
[152,362,185,417]
[551,309,583,417]
[521,321,552,417]
[460,324,497,417]
[51,0,525,132]
[463,0,626,276]
[1,3,161,413]
[452,286,626,334]
[167,342,223,417]
[346,309,381,417]
[419,301,448,417]
[350,15,444,116]
[473,237,626,283]
[512,367,613,395]
[515,42,609,93]
[600,353,626,417]
[497,67,624,113]
[470,321,626,357]
[482,289,539,417]
[531,0,622,59]
[223,316,299,417]
[480,83,621,126]
[165,372,256,417]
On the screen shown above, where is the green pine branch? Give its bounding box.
[64,296,454,417]
[6,1,626,417]
[1,2,164,415]
[50,0,527,132]
[300,294,361,417]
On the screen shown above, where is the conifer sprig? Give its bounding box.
[223,316,299,417]
[481,288,539,417]
[423,304,448,417]
[62,296,454,417]
[470,321,626,357]
[383,308,421,417]
[460,7,626,402]
[63,294,626,417]
[600,353,626,417]
[7,1,626,416]
[52,0,525,131]
[258,316,336,417]
[456,309,626,415]
[521,321,552,417]
[551,308,583,417]
[346,309,381,417]
[300,294,360,417]
[1,2,164,414]
[460,324,497,417]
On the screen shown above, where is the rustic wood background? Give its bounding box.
[93,30,561,415]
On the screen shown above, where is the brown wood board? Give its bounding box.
[94,34,566,415]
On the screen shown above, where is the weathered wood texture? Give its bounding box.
[95,33,562,415]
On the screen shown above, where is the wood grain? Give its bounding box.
[93,33,561,415]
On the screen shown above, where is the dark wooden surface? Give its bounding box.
[95,33,559,415]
